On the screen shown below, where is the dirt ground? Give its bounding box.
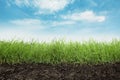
[0,62,120,80]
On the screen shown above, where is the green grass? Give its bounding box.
[0,39,120,64]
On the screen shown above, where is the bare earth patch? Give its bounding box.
[0,62,120,80]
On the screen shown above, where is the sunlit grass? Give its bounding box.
[0,39,120,64]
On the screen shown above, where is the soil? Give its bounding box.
[0,62,120,80]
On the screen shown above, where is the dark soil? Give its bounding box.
[0,62,120,80]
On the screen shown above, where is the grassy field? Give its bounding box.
[0,39,120,64]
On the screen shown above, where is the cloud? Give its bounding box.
[13,0,31,7]
[9,18,76,29]
[0,28,119,42]
[52,20,76,26]
[10,19,44,29]
[10,19,41,25]
[11,0,74,14]
[34,0,73,14]
[0,23,119,42]
[89,0,98,7]
[61,11,106,22]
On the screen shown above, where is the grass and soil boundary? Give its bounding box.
[0,40,120,80]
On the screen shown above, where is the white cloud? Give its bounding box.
[10,19,44,29]
[10,19,74,28]
[0,24,119,42]
[10,18,77,28]
[0,28,119,42]
[61,11,106,22]
[0,29,32,42]
[52,20,76,26]
[12,0,73,14]
[34,0,71,13]
[13,0,30,7]
[89,0,98,7]
[10,19,41,25]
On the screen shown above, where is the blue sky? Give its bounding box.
[0,0,120,42]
